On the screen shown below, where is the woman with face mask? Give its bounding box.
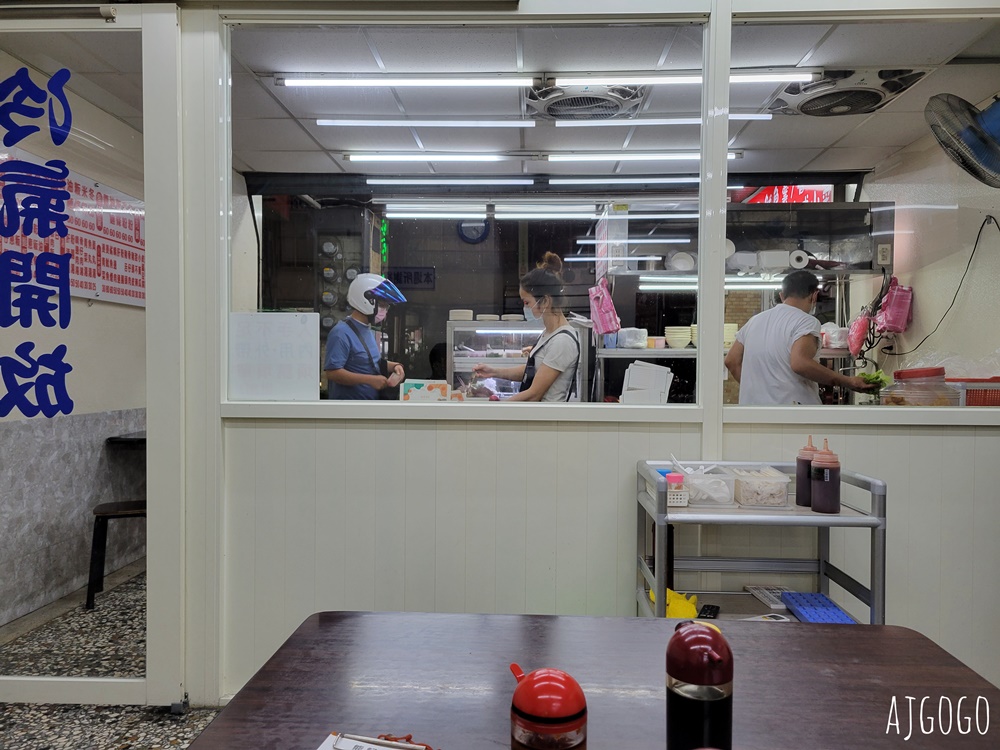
[324,273,407,399]
[473,253,580,402]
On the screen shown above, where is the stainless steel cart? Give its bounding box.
[636,460,887,624]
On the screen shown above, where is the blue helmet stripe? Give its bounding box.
[372,278,407,305]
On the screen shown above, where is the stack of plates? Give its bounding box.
[476,314,500,321]
[724,323,739,347]
[690,324,698,345]
[449,309,474,321]
[663,326,692,349]
[501,314,524,321]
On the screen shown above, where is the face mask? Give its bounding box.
[523,301,540,322]
[374,305,388,324]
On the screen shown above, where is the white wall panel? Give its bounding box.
[403,422,437,612]
[221,418,703,693]
[971,429,1000,686]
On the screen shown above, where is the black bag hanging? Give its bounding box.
[346,319,401,400]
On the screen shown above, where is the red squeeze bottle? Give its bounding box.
[795,435,819,507]
[810,439,841,514]
[666,621,733,750]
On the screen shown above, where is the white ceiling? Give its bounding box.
[2,18,999,185]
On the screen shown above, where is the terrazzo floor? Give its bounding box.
[0,571,218,749]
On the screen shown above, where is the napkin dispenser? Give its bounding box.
[620,361,673,404]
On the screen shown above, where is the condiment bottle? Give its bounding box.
[795,435,819,507]
[510,663,587,750]
[666,621,733,750]
[810,439,841,514]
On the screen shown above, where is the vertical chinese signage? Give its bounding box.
[1,66,148,419]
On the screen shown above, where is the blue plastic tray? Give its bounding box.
[781,592,856,624]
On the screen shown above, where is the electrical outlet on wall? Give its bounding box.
[877,244,892,266]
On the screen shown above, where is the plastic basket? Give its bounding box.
[946,378,1000,407]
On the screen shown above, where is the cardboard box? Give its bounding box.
[401,380,451,402]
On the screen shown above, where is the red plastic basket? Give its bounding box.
[945,377,1000,406]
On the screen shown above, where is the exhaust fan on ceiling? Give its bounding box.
[527,82,645,120]
[767,68,928,117]
[925,93,1000,188]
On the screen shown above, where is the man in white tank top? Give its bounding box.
[724,271,872,405]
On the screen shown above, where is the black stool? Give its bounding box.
[85,500,147,609]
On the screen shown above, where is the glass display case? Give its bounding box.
[447,320,591,401]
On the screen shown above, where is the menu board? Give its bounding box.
[0,145,145,307]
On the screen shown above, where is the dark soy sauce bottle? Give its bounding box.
[666,620,733,750]
[795,435,818,507]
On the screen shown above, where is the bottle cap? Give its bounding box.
[811,438,840,468]
[797,434,818,461]
[510,663,587,722]
[666,621,734,685]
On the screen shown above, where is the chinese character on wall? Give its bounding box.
[0,67,75,418]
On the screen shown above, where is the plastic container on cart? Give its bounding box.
[655,468,736,506]
[880,367,960,406]
[722,464,791,508]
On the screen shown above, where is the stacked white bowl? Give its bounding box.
[723,323,739,347]
[663,326,692,349]
[690,324,698,346]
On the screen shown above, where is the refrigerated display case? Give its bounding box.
[447,320,591,401]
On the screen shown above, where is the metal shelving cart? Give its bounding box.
[635,460,887,623]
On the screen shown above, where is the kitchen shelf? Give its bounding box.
[447,320,590,401]
[635,459,886,624]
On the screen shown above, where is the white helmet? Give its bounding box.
[347,273,407,315]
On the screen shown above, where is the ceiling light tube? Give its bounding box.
[638,275,786,283]
[556,71,817,87]
[547,152,739,162]
[495,212,600,220]
[384,203,487,212]
[385,212,488,220]
[549,177,700,185]
[367,178,535,186]
[639,283,782,291]
[278,75,535,88]
[494,203,597,212]
[608,213,700,220]
[555,117,701,128]
[319,118,535,128]
[577,238,690,245]
[548,152,701,162]
[346,153,509,162]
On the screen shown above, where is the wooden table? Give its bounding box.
[190,612,999,749]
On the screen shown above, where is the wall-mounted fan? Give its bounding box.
[925,94,1000,188]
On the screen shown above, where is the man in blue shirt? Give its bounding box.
[324,273,407,399]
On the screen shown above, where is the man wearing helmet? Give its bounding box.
[324,273,407,399]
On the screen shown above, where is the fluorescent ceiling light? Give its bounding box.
[495,212,599,220]
[278,75,535,88]
[556,71,816,86]
[319,118,534,128]
[547,152,739,162]
[346,153,509,162]
[612,213,700,220]
[554,113,772,127]
[557,75,702,86]
[385,203,487,211]
[548,152,701,162]
[556,117,700,128]
[577,238,690,245]
[549,177,700,185]
[367,178,535,186]
[494,203,597,212]
[386,212,488,219]
[566,255,665,262]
